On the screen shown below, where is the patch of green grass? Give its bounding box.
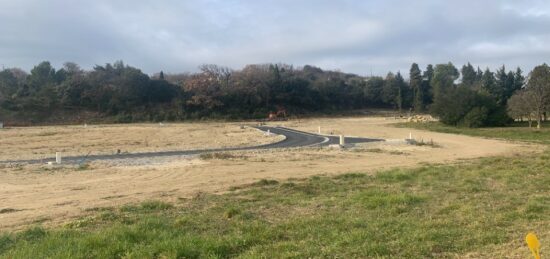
[1,151,549,258]
[223,207,241,219]
[76,163,91,171]
[395,121,550,144]
[120,200,173,213]
[252,179,279,187]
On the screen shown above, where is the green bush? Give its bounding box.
[460,107,488,128]
[431,87,511,128]
[485,105,512,126]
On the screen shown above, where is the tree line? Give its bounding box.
[0,60,549,127]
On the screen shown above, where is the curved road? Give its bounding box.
[1,126,383,164]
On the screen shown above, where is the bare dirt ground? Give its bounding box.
[0,117,539,231]
[0,122,283,160]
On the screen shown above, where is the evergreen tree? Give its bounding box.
[382,72,396,106]
[481,68,497,99]
[409,63,423,112]
[476,67,483,78]
[383,72,405,113]
[364,76,385,106]
[494,65,508,104]
[422,64,434,105]
[424,64,434,82]
[505,70,516,101]
[431,62,459,102]
[0,69,19,100]
[476,67,483,85]
[514,67,525,90]
[461,62,477,87]
[395,72,406,114]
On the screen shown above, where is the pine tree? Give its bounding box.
[471,66,484,90]
[461,62,477,87]
[481,68,497,99]
[395,72,406,114]
[505,70,516,101]
[494,65,508,104]
[422,64,434,105]
[383,72,405,113]
[382,72,396,107]
[409,63,423,112]
[514,67,525,90]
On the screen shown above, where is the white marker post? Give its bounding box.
[318,126,321,134]
[409,132,412,140]
[55,152,62,164]
[266,129,271,136]
[339,135,345,146]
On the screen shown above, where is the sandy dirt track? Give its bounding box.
[0,117,538,231]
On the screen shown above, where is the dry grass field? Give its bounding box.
[0,117,537,232]
[0,122,283,161]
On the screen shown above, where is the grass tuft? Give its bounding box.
[0,209,20,214]
[77,163,91,171]
[199,152,237,160]
[139,201,174,211]
[223,207,241,219]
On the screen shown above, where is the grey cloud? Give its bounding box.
[0,0,549,75]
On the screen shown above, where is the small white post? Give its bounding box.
[318,126,321,134]
[55,152,62,164]
[339,135,345,146]
[266,129,271,136]
[409,132,412,140]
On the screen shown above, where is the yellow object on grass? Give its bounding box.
[526,232,541,259]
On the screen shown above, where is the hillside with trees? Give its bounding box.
[1,60,548,127]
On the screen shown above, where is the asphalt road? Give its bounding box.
[1,126,383,165]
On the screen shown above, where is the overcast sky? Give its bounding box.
[1,0,549,76]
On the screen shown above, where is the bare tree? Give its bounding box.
[199,64,232,89]
[8,68,28,82]
[63,62,83,75]
[525,64,550,128]
[507,90,537,127]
